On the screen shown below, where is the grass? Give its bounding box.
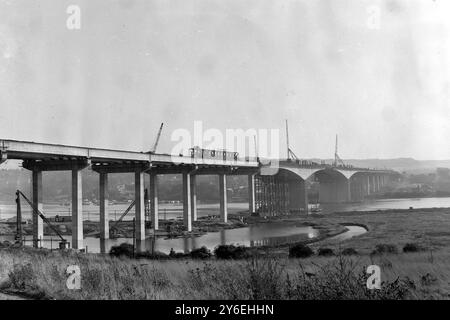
[1,207,450,299]
[0,246,450,299]
[306,207,450,254]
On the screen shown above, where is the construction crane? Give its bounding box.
[334,134,345,167]
[285,119,299,160]
[109,200,136,238]
[149,122,164,153]
[16,190,67,247]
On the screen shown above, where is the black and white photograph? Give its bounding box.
[0,0,449,309]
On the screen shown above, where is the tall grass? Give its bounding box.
[0,247,448,300]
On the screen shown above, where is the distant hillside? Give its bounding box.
[309,158,450,173]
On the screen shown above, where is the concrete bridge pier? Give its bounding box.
[99,172,109,240]
[367,175,372,195]
[134,170,146,243]
[71,168,83,250]
[372,175,379,193]
[182,171,192,231]
[32,170,44,248]
[190,174,197,222]
[248,174,256,214]
[219,173,228,222]
[149,172,159,230]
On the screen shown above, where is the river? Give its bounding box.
[0,197,448,254]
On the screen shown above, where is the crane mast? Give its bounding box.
[285,119,299,160]
[150,123,164,153]
[334,134,345,167]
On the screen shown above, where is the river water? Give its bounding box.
[0,224,367,254]
[0,197,448,254]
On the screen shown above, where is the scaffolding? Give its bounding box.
[255,174,290,216]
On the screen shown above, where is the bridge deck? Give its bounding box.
[0,139,258,167]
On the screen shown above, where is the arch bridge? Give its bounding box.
[254,160,397,216]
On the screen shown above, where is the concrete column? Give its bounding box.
[99,172,109,240]
[150,172,159,230]
[346,179,351,202]
[372,175,378,193]
[72,169,83,250]
[219,173,228,222]
[32,170,44,248]
[248,174,256,213]
[182,172,192,231]
[134,170,145,241]
[190,174,197,222]
[367,175,371,195]
[359,180,364,200]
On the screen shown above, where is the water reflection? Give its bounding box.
[0,223,367,254]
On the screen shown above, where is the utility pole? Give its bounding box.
[285,119,290,160]
[334,134,338,166]
[253,135,258,161]
[15,190,22,242]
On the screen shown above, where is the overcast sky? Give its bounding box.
[0,0,449,160]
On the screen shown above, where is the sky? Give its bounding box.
[0,0,449,160]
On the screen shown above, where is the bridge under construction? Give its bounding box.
[0,138,396,252]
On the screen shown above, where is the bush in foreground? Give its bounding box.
[214,245,249,259]
[289,244,314,258]
[318,248,334,256]
[190,246,211,259]
[403,243,421,253]
[372,244,398,255]
[109,243,134,258]
[341,248,358,256]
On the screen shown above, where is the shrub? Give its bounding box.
[190,246,211,259]
[372,244,398,255]
[7,263,48,299]
[289,244,314,258]
[136,251,169,260]
[341,248,358,256]
[403,243,421,253]
[318,248,334,256]
[109,243,134,258]
[214,245,249,259]
[8,263,35,291]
